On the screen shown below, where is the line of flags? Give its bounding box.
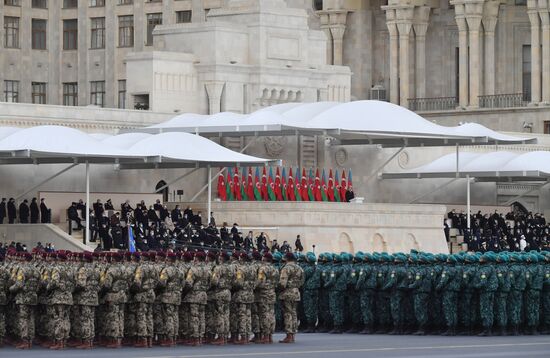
[217,167,353,202]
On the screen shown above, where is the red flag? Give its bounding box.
[340,170,347,202]
[234,167,242,201]
[261,167,268,201]
[247,167,254,200]
[301,168,309,201]
[327,169,335,201]
[314,168,322,201]
[217,169,227,201]
[288,168,296,201]
[275,167,283,201]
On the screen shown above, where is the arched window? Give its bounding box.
[155,180,168,202]
[313,0,323,11]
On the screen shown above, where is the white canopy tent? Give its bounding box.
[0,125,278,244]
[135,101,536,147]
[381,151,550,229]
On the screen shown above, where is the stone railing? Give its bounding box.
[479,93,527,109]
[408,97,458,111]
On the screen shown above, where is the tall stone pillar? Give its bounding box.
[413,6,430,100]
[466,15,482,108]
[528,8,541,104]
[397,21,412,108]
[540,10,550,104]
[482,16,497,96]
[205,81,225,114]
[387,21,399,105]
[319,13,333,65]
[330,25,346,66]
[455,12,469,107]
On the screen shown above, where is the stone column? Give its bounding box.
[205,81,225,114]
[466,15,482,108]
[528,9,541,104]
[413,22,428,99]
[540,10,550,104]
[387,21,399,105]
[482,16,498,96]
[397,21,412,107]
[455,12,469,107]
[330,25,346,66]
[319,13,333,65]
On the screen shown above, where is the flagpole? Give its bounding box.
[207,165,212,224]
[85,161,90,246]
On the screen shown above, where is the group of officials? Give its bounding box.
[447,210,550,252]
[0,198,50,225]
[0,249,304,350]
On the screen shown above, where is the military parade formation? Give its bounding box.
[0,248,549,351]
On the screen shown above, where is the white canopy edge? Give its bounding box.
[381,151,550,182]
[132,101,537,147]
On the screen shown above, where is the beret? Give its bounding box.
[263,252,273,261]
[195,251,206,260]
[252,251,262,260]
[184,251,194,261]
[285,252,295,260]
[306,252,317,263]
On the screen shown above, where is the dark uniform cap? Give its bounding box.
[285,252,295,261]
[207,251,217,259]
[184,252,194,261]
[195,251,206,260]
[239,252,249,260]
[157,251,167,258]
[252,251,262,260]
[83,253,93,262]
[113,252,124,261]
[232,252,240,259]
[263,252,273,261]
[24,253,33,261]
[167,252,177,260]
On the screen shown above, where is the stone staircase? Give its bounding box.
[53,222,100,251]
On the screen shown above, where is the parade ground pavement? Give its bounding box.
[3,333,549,358]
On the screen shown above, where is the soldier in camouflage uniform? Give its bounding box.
[382,253,409,335]
[255,252,279,344]
[232,252,257,344]
[72,252,100,349]
[494,253,512,336]
[409,254,431,335]
[183,251,210,346]
[177,251,193,344]
[156,252,182,347]
[132,252,158,348]
[316,253,332,333]
[302,252,320,333]
[324,254,345,333]
[278,252,304,343]
[374,253,391,334]
[123,252,137,346]
[208,251,233,345]
[542,253,550,334]
[355,253,376,334]
[101,252,129,348]
[474,252,497,336]
[436,254,461,336]
[525,253,543,334]
[9,253,39,349]
[251,251,263,343]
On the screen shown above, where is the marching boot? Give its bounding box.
[106,338,122,348]
[279,333,294,343]
[230,333,237,344]
[134,337,148,348]
[76,340,94,349]
[15,339,32,350]
[254,334,263,344]
[360,325,374,334]
[148,337,153,348]
[0,338,3,348]
[388,326,399,335]
[511,324,520,336]
[329,325,343,334]
[49,339,64,350]
[413,324,426,336]
[66,338,80,347]
[210,335,225,346]
[346,324,360,334]
[478,328,492,337]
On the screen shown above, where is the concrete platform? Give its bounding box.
[2,333,549,358]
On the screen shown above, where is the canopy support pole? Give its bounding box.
[15,163,78,201]
[190,136,259,202]
[409,178,459,204]
[503,182,549,206]
[456,144,460,178]
[85,161,90,246]
[154,168,200,194]
[207,166,212,224]
[466,175,471,230]
[365,145,405,183]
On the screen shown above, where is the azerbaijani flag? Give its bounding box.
[128,225,136,253]
[227,168,234,201]
[340,169,347,202]
[241,172,248,201]
[254,167,262,201]
[334,170,341,202]
[261,167,268,201]
[301,168,309,201]
[247,167,255,200]
[321,169,328,202]
[308,168,315,201]
[327,169,335,202]
[282,167,288,201]
[267,167,276,201]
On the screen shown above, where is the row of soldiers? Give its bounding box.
[297,250,550,336]
[0,250,304,349]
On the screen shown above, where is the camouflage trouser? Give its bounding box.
[281,300,298,334]
[77,305,95,340]
[236,303,252,337]
[389,290,404,327]
[208,300,229,337]
[206,301,215,335]
[125,303,136,338]
[348,290,362,325]
[459,292,474,330]
[328,290,345,326]
[442,290,458,329]
[135,302,154,338]
[525,289,541,328]
[479,291,495,329]
[0,305,5,338]
[507,290,523,326]
[251,302,259,334]
[50,304,71,341]
[413,292,429,327]
[188,303,205,339]
[178,303,188,338]
[104,303,124,339]
[160,304,179,339]
[543,290,550,329]
[36,304,48,338]
[257,300,275,335]
[302,289,318,325]
[318,289,331,328]
[494,292,509,329]
[230,301,238,334]
[16,305,35,341]
[359,289,375,327]
[375,291,391,327]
